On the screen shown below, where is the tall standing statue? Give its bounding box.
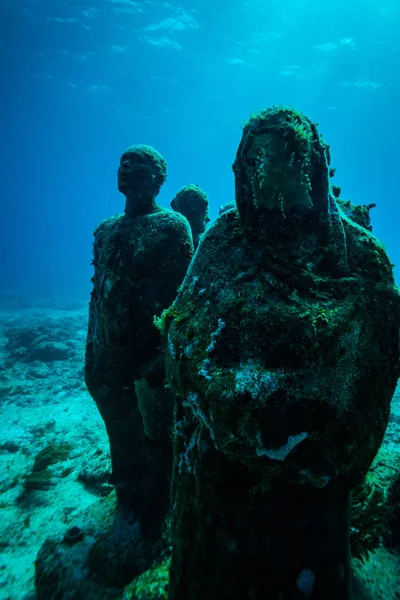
[35,146,194,599]
[161,107,400,600]
[85,144,193,537]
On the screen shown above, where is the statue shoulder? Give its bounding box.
[186,208,242,278]
[342,214,396,284]
[203,204,241,245]
[93,214,123,240]
[151,208,193,243]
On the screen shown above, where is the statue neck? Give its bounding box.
[124,193,157,217]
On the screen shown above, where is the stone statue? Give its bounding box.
[35,145,194,598]
[160,107,400,600]
[171,183,210,249]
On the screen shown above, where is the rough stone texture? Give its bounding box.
[170,184,210,249]
[337,197,375,232]
[161,107,400,600]
[85,145,193,537]
[85,207,192,532]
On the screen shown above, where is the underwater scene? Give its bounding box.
[1,0,400,599]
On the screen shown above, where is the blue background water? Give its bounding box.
[2,0,399,300]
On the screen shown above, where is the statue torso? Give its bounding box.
[87,209,192,376]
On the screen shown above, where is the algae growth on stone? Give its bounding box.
[161,106,400,600]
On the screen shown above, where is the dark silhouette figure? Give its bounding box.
[85,145,193,536]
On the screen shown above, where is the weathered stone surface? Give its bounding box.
[85,145,193,531]
[162,107,400,600]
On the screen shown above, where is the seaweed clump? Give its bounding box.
[23,442,72,491]
[350,481,393,562]
[123,557,170,600]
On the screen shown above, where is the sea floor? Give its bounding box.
[0,300,399,600]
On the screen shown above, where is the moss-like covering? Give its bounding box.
[85,207,193,527]
[83,146,194,593]
[86,208,192,381]
[164,207,398,487]
[162,106,400,599]
[124,558,170,600]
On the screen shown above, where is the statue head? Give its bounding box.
[232,106,331,225]
[170,184,210,249]
[118,145,167,213]
[171,184,210,231]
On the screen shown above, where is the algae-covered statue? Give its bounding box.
[85,144,193,527]
[170,183,210,249]
[36,145,194,599]
[160,107,400,599]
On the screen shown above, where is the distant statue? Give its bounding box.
[84,144,193,550]
[171,183,210,249]
[161,107,400,600]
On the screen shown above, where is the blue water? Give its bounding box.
[2,0,399,300]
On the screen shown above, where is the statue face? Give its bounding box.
[117,152,155,196]
[117,145,167,205]
[233,108,332,223]
[246,129,313,214]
